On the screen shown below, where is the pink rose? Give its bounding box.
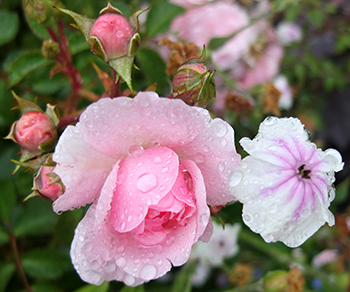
[89,13,135,59]
[15,111,57,151]
[53,92,240,285]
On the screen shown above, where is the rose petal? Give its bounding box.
[110,146,179,233]
[176,117,241,205]
[53,126,116,213]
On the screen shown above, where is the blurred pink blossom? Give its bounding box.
[276,21,303,46]
[312,249,339,268]
[169,0,214,9]
[229,117,343,247]
[53,92,240,285]
[273,74,293,110]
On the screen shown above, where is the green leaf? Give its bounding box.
[31,283,62,292]
[0,226,9,246]
[55,208,84,245]
[120,285,144,292]
[0,262,16,292]
[13,199,58,238]
[0,10,19,46]
[7,51,53,87]
[73,282,110,292]
[69,32,89,55]
[22,249,72,280]
[145,1,184,36]
[171,261,196,292]
[136,48,168,94]
[0,80,15,131]
[0,179,16,222]
[24,14,51,40]
[271,0,298,13]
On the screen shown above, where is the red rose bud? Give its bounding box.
[89,13,135,60]
[172,62,216,107]
[15,111,57,152]
[33,166,64,202]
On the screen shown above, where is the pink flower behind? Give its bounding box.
[53,92,241,285]
[169,0,214,9]
[229,117,343,247]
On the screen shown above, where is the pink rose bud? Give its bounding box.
[15,111,57,152]
[34,166,64,202]
[172,62,216,107]
[89,13,135,60]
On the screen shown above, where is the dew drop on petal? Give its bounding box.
[136,173,158,193]
[124,274,135,285]
[153,156,162,164]
[218,162,225,172]
[243,213,252,224]
[230,171,243,187]
[139,265,157,280]
[127,215,133,222]
[116,257,126,267]
[264,116,278,126]
[128,145,143,154]
[120,222,126,231]
[161,167,169,173]
[104,262,116,273]
[214,122,227,137]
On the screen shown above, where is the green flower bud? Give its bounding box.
[42,39,60,59]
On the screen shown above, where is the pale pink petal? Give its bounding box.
[53,126,116,213]
[171,2,249,47]
[76,93,209,158]
[238,42,284,90]
[110,146,179,233]
[176,117,241,205]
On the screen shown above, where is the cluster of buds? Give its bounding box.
[56,3,147,93]
[171,48,216,107]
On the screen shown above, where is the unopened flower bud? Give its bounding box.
[89,13,135,60]
[15,111,57,152]
[42,39,60,59]
[172,62,216,107]
[24,0,52,25]
[33,165,64,202]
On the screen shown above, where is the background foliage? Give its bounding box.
[0,0,350,291]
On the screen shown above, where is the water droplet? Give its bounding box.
[218,162,225,172]
[104,262,116,273]
[161,167,169,173]
[72,127,80,134]
[230,171,243,187]
[82,260,87,267]
[243,213,252,223]
[120,222,126,231]
[214,121,227,137]
[124,274,135,285]
[159,185,166,191]
[157,260,163,265]
[136,173,158,193]
[86,120,93,128]
[90,271,102,284]
[147,197,152,205]
[139,265,157,280]
[203,145,210,152]
[195,153,206,163]
[154,157,162,164]
[140,99,150,107]
[269,204,277,213]
[116,30,124,37]
[79,235,84,241]
[127,215,133,222]
[221,139,227,147]
[264,234,274,242]
[268,145,278,151]
[264,116,278,126]
[128,145,142,154]
[116,257,126,267]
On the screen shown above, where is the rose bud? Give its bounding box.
[89,13,135,60]
[15,111,57,152]
[33,165,64,202]
[56,3,147,92]
[172,62,216,107]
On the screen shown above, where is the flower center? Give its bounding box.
[298,164,311,179]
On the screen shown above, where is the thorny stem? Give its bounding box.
[48,23,82,94]
[9,230,33,292]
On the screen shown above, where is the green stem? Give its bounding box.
[220,280,263,292]
[9,230,33,292]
